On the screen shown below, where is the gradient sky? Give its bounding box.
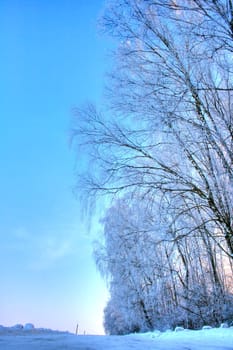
[0,0,110,334]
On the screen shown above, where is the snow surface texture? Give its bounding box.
[0,326,232,349]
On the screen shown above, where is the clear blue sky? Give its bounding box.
[0,0,109,334]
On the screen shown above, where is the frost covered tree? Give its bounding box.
[94,196,233,333]
[72,0,233,333]
[73,0,233,257]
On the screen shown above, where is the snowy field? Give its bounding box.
[0,325,232,349]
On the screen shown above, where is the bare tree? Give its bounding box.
[72,0,233,333]
[73,0,233,257]
[94,196,233,332]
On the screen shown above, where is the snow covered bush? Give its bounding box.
[24,323,35,330]
[175,327,185,332]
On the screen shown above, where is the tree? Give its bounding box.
[73,0,233,258]
[94,196,233,333]
[72,0,233,332]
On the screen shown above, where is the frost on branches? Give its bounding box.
[94,197,233,334]
[72,0,233,334]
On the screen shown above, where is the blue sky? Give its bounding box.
[0,0,109,334]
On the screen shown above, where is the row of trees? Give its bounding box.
[72,0,233,334]
[95,196,233,333]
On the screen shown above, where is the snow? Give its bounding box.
[0,325,232,349]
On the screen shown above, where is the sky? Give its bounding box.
[0,0,110,335]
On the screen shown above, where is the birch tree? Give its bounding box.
[72,0,233,332]
[95,196,233,333]
[73,0,233,257]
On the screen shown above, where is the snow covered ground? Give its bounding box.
[0,325,232,349]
